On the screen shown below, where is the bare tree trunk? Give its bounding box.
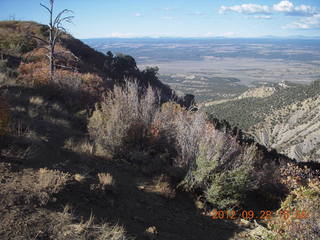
[39,0,73,82]
[48,0,54,82]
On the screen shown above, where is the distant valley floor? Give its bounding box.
[139,57,320,85]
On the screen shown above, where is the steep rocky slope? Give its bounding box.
[205,80,320,131]
[202,85,278,108]
[251,95,320,162]
[237,86,277,99]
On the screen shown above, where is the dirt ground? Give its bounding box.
[0,85,261,240]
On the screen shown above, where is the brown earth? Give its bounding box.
[0,85,255,240]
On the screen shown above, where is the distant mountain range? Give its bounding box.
[82,35,320,41]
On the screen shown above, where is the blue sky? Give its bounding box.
[1,0,320,38]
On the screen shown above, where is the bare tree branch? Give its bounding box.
[37,0,74,82]
[30,35,49,45]
[40,3,52,14]
[53,9,73,26]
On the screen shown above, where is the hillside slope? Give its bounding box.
[1,20,319,240]
[251,94,320,162]
[205,80,320,131]
[0,84,244,240]
[0,20,192,106]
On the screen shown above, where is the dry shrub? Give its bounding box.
[174,110,207,168]
[18,61,49,85]
[88,82,290,209]
[269,179,320,240]
[0,96,10,136]
[35,168,71,205]
[23,47,47,63]
[53,44,79,69]
[90,172,116,193]
[88,81,159,156]
[53,70,105,109]
[38,168,71,193]
[64,212,134,240]
[17,47,49,85]
[54,70,104,92]
[17,43,102,104]
[18,62,105,110]
[154,102,185,135]
[278,162,319,191]
[88,83,264,208]
[95,223,134,240]
[29,96,44,106]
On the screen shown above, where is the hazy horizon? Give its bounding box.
[81,35,320,40]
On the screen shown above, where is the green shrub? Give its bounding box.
[205,165,251,209]
[180,132,258,208]
[0,33,37,56]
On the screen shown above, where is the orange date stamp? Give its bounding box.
[210,209,309,220]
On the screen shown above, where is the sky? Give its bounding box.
[1,0,320,38]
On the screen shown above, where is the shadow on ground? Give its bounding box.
[0,85,243,240]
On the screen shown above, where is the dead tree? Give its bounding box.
[35,0,74,82]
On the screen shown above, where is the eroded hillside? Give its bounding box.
[205,80,320,131]
[251,94,320,162]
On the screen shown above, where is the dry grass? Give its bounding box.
[34,168,71,205]
[57,207,134,240]
[152,174,176,199]
[98,172,115,187]
[0,202,134,240]
[74,173,86,183]
[29,96,44,105]
[0,167,71,207]
[64,138,95,155]
[37,168,71,194]
[97,223,134,240]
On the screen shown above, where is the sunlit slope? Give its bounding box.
[251,94,320,162]
[205,80,320,130]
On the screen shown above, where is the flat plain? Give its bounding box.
[84,38,320,102]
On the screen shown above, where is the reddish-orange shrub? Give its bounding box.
[268,179,320,240]
[23,47,47,63]
[54,70,104,95]
[53,70,105,108]
[149,124,160,140]
[18,61,49,86]
[18,44,79,86]
[278,162,319,191]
